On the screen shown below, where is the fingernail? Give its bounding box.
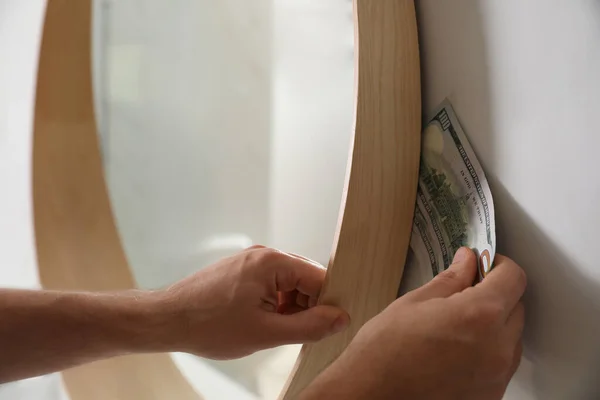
[453,247,469,263]
[331,315,350,334]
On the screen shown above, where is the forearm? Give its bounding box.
[0,289,172,383]
[299,345,385,400]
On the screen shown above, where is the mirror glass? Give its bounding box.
[92,0,353,398]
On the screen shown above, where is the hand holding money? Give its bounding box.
[300,248,526,400]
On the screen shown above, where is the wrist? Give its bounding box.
[66,290,180,356]
[300,342,385,400]
[116,290,184,354]
[128,288,215,355]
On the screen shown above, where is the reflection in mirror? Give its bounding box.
[92,0,353,398]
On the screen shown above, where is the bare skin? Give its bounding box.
[0,245,526,400]
[300,247,527,400]
[0,245,350,383]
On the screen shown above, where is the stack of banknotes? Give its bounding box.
[399,100,496,295]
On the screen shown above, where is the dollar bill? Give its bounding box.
[398,100,496,295]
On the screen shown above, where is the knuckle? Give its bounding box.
[483,349,514,378]
[462,304,483,328]
[255,247,284,264]
[438,268,460,282]
[482,301,504,319]
[464,302,504,328]
[434,268,460,287]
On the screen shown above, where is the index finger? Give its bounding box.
[470,254,527,318]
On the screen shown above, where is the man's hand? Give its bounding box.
[302,247,527,400]
[0,245,349,383]
[156,245,350,359]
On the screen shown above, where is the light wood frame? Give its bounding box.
[280,0,421,397]
[31,0,420,399]
[33,1,202,399]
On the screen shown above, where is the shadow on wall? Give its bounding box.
[416,1,600,399]
[494,181,600,400]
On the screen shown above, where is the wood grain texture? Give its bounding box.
[279,1,421,398]
[32,1,202,399]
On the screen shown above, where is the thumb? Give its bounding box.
[265,305,350,345]
[407,247,477,301]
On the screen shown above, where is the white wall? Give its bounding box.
[417,1,600,398]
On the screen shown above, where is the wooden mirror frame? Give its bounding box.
[280,1,420,397]
[32,0,420,399]
[33,1,202,399]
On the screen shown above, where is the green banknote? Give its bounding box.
[399,100,496,295]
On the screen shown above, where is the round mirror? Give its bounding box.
[92,0,353,398]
